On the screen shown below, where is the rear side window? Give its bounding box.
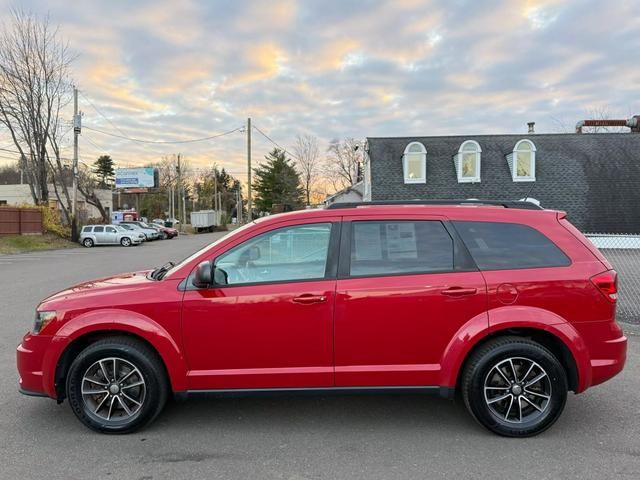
[82,226,92,233]
[453,221,570,270]
[350,220,454,276]
[93,226,104,233]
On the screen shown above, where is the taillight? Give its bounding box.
[591,270,618,302]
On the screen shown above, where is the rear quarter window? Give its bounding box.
[453,221,571,270]
[82,226,92,233]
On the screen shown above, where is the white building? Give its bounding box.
[0,184,112,221]
[324,182,364,207]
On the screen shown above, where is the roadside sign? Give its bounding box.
[115,167,157,188]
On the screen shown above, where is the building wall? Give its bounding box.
[0,184,112,221]
[368,134,640,234]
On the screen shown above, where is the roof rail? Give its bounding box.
[325,199,544,210]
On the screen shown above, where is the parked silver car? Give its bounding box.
[80,225,145,247]
[119,221,160,241]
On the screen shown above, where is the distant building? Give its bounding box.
[363,125,640,234]
[324,181,364,206]
[0,184,112,222]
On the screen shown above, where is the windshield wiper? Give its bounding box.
[150,261,175,280]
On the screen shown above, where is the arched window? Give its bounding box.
[455,140,481,182]
[508,139,536,181]
[403,142,426,183]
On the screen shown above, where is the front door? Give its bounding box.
[181,220,340,390]
[334,216,488,387]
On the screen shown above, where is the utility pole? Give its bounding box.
[247,117,252,221]
[176,154,183,232]
[72,86,80,239]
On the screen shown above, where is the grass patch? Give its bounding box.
[0,234,76,254]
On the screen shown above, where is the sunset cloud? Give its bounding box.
[0,0,637,182]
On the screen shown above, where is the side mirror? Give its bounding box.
[192,261,213,288]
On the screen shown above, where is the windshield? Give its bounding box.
[138,222,152,228]
[114,225,127,232]
[163,221,258,279]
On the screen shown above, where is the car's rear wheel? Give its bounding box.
[83,238,94,248]
[66,337,168,434]
[160,232,168,240]
[120,237,132,247]
[461,336,568,437]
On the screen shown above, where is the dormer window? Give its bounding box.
[454,140,481,183]
[507,139,536,181]
[402,142,426,183]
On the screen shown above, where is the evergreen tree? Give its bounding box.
[93,155,115,187]
[253,148,304,213]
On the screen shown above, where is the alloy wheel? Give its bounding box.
[81,357,146,422]
[483,357,552,424]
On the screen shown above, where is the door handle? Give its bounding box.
[441,287,477,297]
[292,294,327,304]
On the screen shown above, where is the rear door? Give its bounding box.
[103,226,118,244]
[334,214,488,387]
[92,226,106,244]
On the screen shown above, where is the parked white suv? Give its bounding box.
[79,225,145,247]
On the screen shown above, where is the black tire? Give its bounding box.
[66,336,169,434]
[120,237,132,247]
[83,238,94,248]
[461,336,568,437]
[160,232,168,240]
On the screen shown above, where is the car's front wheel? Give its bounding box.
[66,337,168,434]
[120,237,132,247]
[461,336,568,437]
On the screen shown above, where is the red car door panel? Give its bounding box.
[181,219,339,390]
[334,215,488,387]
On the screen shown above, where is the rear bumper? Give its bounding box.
[16,332,54,398]
[573,320,628,390]
[589,334,627,388]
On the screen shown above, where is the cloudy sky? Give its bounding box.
[0,0,639,181]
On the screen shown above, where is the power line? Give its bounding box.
[83,125,244,144]
[252,124,299,160]
[79,90,131,139]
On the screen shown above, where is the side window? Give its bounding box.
[453,221,570,270]
[82,226,92,233]
[106,227,116,233]
[350,221,454,277]
[215,223,333,285]
[94,226,104,233]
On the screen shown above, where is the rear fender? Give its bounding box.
[438,307,591,393]
[488,306,591,392]
[43,309,187,397]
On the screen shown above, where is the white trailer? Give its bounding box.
[190,210,221,232]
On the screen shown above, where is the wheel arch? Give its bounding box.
[439,309,591,394]
[455,327,580,394]
[49,311,188,401]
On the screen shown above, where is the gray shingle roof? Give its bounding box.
[367,133,640,234]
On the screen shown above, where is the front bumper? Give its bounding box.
[16,332,54,398]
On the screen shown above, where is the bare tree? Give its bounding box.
[0,10,74,205]
[293,134,321,206]
[324,138,363,192]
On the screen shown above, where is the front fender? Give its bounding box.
[43,309,188,397]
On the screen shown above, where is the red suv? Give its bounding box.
[16,200,627,436]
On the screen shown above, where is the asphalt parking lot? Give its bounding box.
[1,232,639,480]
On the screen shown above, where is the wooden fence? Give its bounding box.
[0,207,43,235]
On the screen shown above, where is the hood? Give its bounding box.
[40,270,153,308]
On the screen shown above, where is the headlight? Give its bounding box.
[33,311,57,335]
